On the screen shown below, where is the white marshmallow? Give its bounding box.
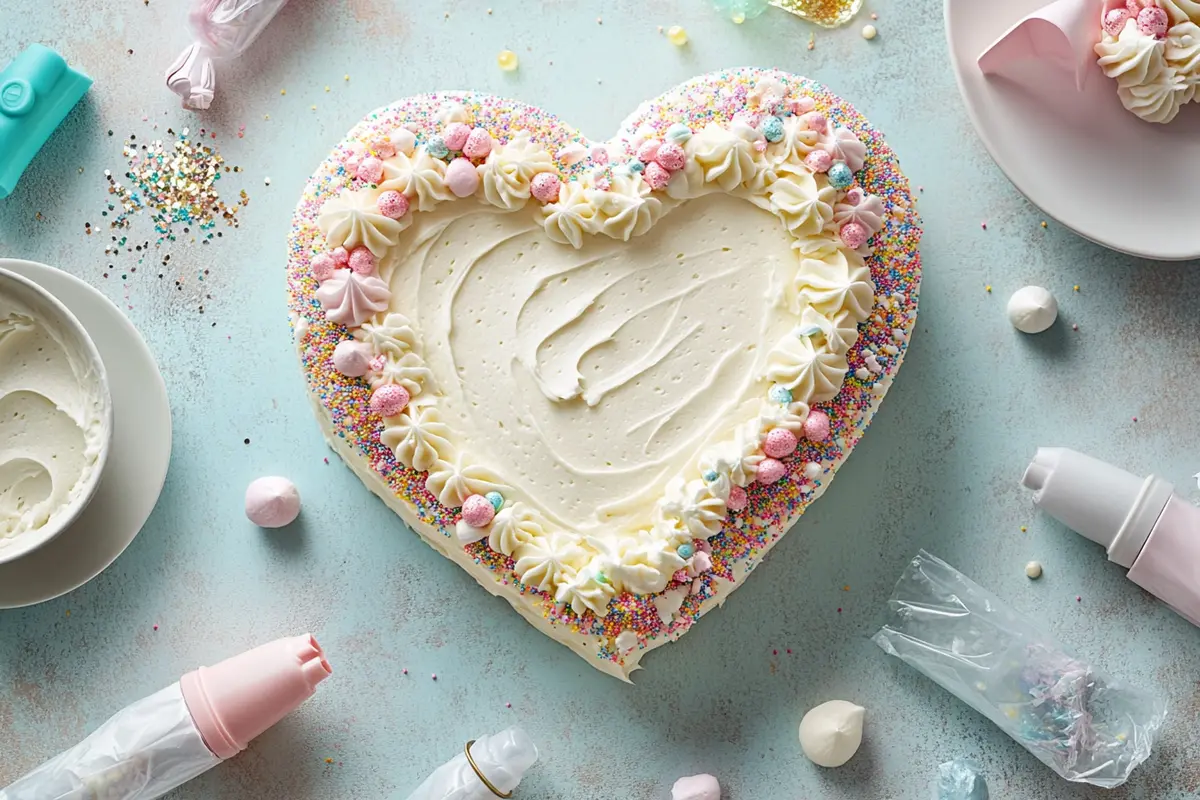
[798,700,865,768]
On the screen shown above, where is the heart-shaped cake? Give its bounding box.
[287,68,921,680]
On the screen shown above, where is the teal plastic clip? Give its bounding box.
[0,44,92,199]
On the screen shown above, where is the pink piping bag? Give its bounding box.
[0,635,330,800]
[165,0,290,109]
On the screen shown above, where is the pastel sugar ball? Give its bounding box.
[806,113,828,134]
[827,161,854,189]
[443,122,471,151]
[462,494,496,527]
[311,252,336,281]
[655,142,686,171]
[636,140,661,164]
[727,485,748,512]
[644,161,671,190]
[665,123,692,144]
[768,384,793,404]
[677,542,695,559]
[370,384,410,417]
[426,135,450,159]
[348,246,376,275]
[1103,8,1130,35]
[377,190,410,219]
[840,221,868,249]
[485,491,505,511]
[757,458,787,485]
[1137,6,1168,37]
[463,128,493,159]
[356,156,383,184]
[761,115,785,143]
[445,157,480,197]
[332,340,373,377]
[628,160,645,173]
[805,150,833,173]
[763,428,799,458]
[797,96,816,113]
[245,476,301,528]
[331,246,349,266]
[531,172,562,203]
[804,409,831,442]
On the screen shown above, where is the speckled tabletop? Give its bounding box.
[2,1,1199,798]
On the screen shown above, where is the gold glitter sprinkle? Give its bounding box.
[344,74,350,81]
[986,285,992,293]
[1073,284,1080,292]
[279,88,286,95]
[1041,220,1048,228]
[807,32,815,50]
[770,0,864,28]
[324,86,330,92]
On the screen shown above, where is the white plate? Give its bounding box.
[945,0,1200,260]
[0,259,172,608]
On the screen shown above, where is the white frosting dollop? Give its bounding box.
[354,312,419,357]
[514,531,586,592]
[480,132,555,211]
[379,149,453,211]
[659,477,727,540]
[1096,18,1185,123]
[798,700,865,768]
[542,179,599,249]
[488,501,544,556]
[381,401,452,471]
[688,123,759,191]
[765,333,848,403]
[318,188,405,255]
[369,351,432,396]
[424,452,506,507]
[1006,285,1058,334]
[0,293,108,542]
[767,172,836,237]
[792,249,874,322]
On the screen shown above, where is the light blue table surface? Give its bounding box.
[2,1,1199,798]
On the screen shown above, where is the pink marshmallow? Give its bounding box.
[655,142,686,172]
[356,156,383,184]
[531,172,562,203]
[636,140,661,165]
[373,140,396,159]
[445,157,480,197]
[443,122,471,151]
[463,128,493,159]
[644,161,671,190]
[370,385,410,417]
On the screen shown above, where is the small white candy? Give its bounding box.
[1007,286,1058,334]
[245,476,301,528]
[861,24,878,39]
[671,774,720,800]
[1025,561,1043,579]
[799,700,865,768]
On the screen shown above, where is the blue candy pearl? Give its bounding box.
[677,543,695,559]
[703,470,719,483]
[761,115,784,143]
[628,160,645,173]
[768,384,793,404]
[485,491,504,511]
[828,161,853,189]
[665,123,692,143]
[426,135,450,159]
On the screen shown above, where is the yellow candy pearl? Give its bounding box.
[497,50,519,71]
[667,25,689,46]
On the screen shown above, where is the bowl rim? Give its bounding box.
[0,267,114,565]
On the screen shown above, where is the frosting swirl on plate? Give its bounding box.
[1096,1,1200,123]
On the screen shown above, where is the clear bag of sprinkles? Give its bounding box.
[873,551,1166,789]
[769,0,864,28]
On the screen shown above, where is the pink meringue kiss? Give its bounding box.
[332,340,373,377]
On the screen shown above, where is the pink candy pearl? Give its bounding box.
[636,140,661,164]
[1137,6,1168,37]
[763,428,799,458]
[443,122,471,151]
[1103,8,1130,35]
[463,128,492,159]
[727,485,748,512]
[444,157,480,197]
[644,161,671,190]
[311,253,336,281]
[804,410,831,442]
[757,458,787,485]
[806,113,828,134]
[332,340,372,377]
[462,494,496,527]
[655,142,686,172]
[356,156,384,184]
[348,246,376,275]
[373,140,396,159]
[331,247,349,266]
[797,96,816,113]
[840,221,869,249]
[377,190,410,219]
[530,172,561,203]
[805,150,833,173]
[370,384,410,417]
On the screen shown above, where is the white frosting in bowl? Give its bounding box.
[0,270,111,562]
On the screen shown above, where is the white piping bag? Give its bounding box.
[166,0,290,109]
[405,728,539,800]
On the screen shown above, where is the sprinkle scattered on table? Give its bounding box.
[861,24,877,40]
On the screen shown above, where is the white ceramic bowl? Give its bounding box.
[0,268,113,565]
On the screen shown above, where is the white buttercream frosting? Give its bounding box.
[378,149,453,211]
[318,188,405,255]
[1096,17,1186,123]
[480,132,555,211]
